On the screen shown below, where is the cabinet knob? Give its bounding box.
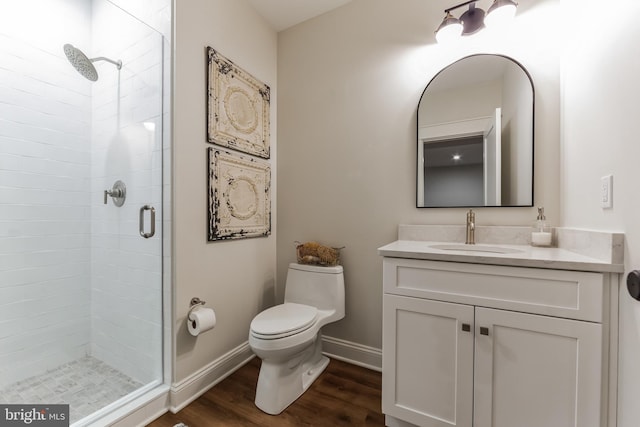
[480,327,489,336]
[627,270,640,301]
[462,323,471,332]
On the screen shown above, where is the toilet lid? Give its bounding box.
[251,303,318,337]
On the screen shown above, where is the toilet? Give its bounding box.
[249,262,345,415]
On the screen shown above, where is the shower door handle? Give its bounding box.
[139,205,156,238]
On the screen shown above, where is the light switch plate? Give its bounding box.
[601,175,613,209]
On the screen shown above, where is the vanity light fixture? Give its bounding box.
[435,0,518,43]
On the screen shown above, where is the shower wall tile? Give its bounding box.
[107,0,171,39]
[0,0,93,387]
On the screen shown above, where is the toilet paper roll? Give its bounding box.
[187,306,216,336]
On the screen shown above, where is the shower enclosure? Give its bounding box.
[0,0,167,425]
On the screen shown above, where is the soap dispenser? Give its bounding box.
[531,207,552,247]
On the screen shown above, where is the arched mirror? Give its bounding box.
[417,54,534,208]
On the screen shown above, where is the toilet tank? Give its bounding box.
[284,263,345,315]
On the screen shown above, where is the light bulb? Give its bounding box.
[485,0,517,29]
[435,12,463,44]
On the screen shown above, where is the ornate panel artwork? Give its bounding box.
[208,148,271,241]
[207,46,270,159]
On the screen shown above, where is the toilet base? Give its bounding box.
[254,333,329,415]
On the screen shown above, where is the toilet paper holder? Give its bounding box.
[188,297,206,317]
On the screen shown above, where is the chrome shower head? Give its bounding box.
[63,43,122,82]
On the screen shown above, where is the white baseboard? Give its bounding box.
[322,335,382,372]
[169,342,255,413]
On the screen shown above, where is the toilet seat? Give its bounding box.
[250,303,318,340]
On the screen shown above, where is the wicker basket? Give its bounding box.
[295,241,343,266]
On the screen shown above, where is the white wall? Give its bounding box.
[0,0,93,386]
[560,1,640,426]
[173,0,277,382]
[419,81,501,126]
[502,63,534,205]
[277,0,562,351]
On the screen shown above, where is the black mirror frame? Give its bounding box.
[416,53,535,209]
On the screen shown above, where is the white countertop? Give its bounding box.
[378,240,624,273]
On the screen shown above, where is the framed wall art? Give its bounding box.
[207,46,270,159]
[208,148,271,241]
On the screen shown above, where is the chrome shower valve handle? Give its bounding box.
[104,180,126,207]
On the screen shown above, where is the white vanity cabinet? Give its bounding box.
[382,257,617,427]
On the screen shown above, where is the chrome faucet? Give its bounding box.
[465,209,475,245]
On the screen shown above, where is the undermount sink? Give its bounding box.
[429,243,524,254]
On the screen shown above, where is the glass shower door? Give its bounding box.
[85,0,165,422]
[0,0,164,425]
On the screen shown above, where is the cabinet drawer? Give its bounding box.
[383,258,605,322]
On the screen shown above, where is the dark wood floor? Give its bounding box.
[147,357,384,426]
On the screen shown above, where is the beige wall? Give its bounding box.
[277,0,562,350]
[173,0,277,382]
[560,1,640,426]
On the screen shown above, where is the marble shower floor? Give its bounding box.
[0,356,142,424]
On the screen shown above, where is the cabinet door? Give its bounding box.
[383,295,474,427]
[474,307,603,427]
